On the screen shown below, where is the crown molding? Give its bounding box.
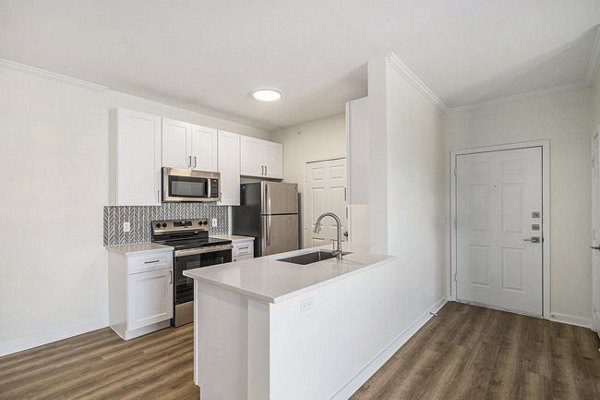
[385,52,449,114]
[445,81,588,114]
[0,58,108,91]
[585,25,600,86]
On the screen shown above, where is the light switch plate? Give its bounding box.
[212,218,218,227]
[123,222,131,233]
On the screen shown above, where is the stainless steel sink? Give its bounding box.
[278,250,351,265]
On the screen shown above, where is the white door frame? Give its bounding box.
[450,140,550,318]
[302,156,347,248]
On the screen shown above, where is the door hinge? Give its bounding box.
[454,273,458,282]
[346,206,348,219]
[453,167,457,176]
[344,187,347,202]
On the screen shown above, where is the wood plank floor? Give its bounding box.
[351,302,600,400]
[1,302,598,399]
[0,323,198,400]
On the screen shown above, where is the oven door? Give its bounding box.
[163,167,221,202]
[173,245,233,306]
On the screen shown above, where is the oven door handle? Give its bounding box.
[174,244,233,257]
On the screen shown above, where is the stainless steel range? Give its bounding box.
[151,219,232,327]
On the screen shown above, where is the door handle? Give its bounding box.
[265,165,268,176]
[592,246,600,251]
[169,270,172,284]
[188,156,192,168]
[193,156,197,168]
[524,237,540,243]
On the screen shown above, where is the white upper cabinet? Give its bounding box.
[264,141,283,179]
[191,125,218,172]
[162,118,191,169]
[240,136,283,179]
[162,118,218,171]
[217,130,241,206]
[109,108,162,206]
[240,136,265,177]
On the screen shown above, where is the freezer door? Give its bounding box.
[261,214,299,256]
[261,182,298,215]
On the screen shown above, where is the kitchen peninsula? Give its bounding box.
[184,244,403,400]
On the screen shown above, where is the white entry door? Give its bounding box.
[592,132,600,334]
[456,147,543,316]
[304,158,348,248]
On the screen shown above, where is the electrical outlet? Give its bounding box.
[212,218,218,227]
[300,297,314,313]
[123,222,131,233]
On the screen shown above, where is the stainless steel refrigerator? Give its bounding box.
[232,182,299,257]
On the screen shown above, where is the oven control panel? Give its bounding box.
[152,219,209,234]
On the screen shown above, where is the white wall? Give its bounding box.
[271,113,347,246]
[592,68,600,129]
[443,88,592,322]
[347,97,370,249]
[383,60,447,313]
[354,54,448,319]
[0,65,270,355]
[271,112,346,187]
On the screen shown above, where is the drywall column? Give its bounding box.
[365,52,447,311]
[346,97,370,250]
[367,56,389,253]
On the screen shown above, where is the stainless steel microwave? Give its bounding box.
[162,167,220,202]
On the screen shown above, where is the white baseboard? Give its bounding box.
[331,296,448,400]
[0,317,109,357]
[548,312,592,329]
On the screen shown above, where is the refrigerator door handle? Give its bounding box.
[266,216,271,246]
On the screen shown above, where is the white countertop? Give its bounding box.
[183,242,395,303]
[212,234,255,243]
[105,242,174,256]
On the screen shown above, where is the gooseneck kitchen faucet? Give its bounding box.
[313,212,343,260]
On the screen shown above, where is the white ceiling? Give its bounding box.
[1,1,599,130]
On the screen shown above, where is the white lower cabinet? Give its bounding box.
[127,269,173,331]
[108,247,173,340]
[233,239,255,262]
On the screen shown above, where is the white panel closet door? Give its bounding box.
[456,147,543,316]
[304,158,348,248]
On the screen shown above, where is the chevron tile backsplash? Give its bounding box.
[103,204,228,245]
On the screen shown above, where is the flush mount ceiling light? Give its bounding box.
[252,88,283,102]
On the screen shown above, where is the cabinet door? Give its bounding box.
[191,125,218,172]
[217,130,241,206]
[127,269,173,331]
[264,141,283,179]
[162,118,192,169]
[113,108,162,206]
[240,136,265,177]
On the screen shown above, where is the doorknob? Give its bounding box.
[524,237,540,243]
[592,245,600,251]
